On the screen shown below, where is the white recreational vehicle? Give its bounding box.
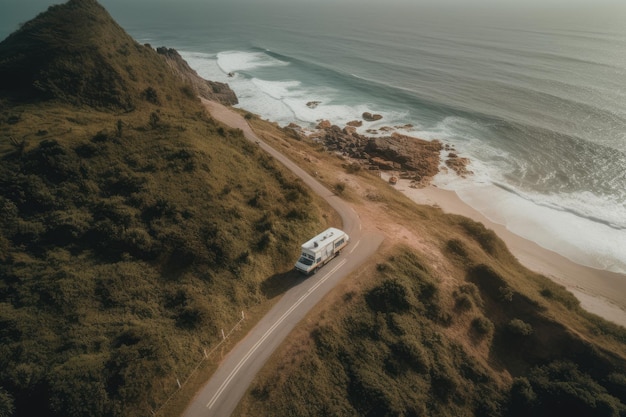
[294,227,349,275]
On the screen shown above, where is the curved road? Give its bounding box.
[182,101,384,417]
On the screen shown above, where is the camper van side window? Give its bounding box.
[317,258,321,263]
[334,238,344,248]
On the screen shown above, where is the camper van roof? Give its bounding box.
[301,227,344,250]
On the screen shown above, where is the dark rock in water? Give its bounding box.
[314,118,445,184]
[307,101,321,109]
[347,120,363,127]
[362,112,383,122]
[445,153,473,178]
[156,47,238,105]
[343,126,358,136]
[317,120,332,129]
[364,134,442,177]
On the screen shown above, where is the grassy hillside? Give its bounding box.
[0,2,335,417]
[0,0,183,110]
[235,118,626,417]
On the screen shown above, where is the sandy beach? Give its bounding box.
[388,176,626,327]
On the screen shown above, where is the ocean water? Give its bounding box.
[2,1,626,273]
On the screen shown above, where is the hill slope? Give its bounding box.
[0,1,333,416]
[233,117,626,417]
[0,0,236,109]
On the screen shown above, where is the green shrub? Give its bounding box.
[345,162,361,174]
[539,284,580,310]
[142,86,160,105]
[456,217,504,257]
[471,316,494,337]
[0,387,15,417]
[430,368,458,402]
[8,136,28,156]
[26,139,80,183]
[148,112,160,129]
[455,293,474,311]
[499,285,514,302]
[446,238,469,258]
[48,354,111,417]
[515,361,626,417]
[176,300,210,330]
[507,319,534,337]
[311,324,343,356]
[390,335,430,374]
[92,130,114,143]
[508,377,537,415]
[115,119,123,137]
[605,373,626,403]
[468,264,509,302]
[74,142,99,157]
[255,231,274,252]
[366,279,411,313]
[347,367,402,416]
[180,84,195,99]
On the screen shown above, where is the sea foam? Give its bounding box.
[216,50,289,73]
[452,183,626,274]
[407,113,626,274]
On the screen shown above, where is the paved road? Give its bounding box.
[182,101,384,417]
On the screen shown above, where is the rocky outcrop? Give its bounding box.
[362,112,383,122]
[292,117,470,186]
[365,134,443,178]
[445,152,473,178]
[156,47,238,105]
[316,120,332,129]
[313,122,443,185]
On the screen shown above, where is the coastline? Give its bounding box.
[388,176,626,327]
[207,85,626,326]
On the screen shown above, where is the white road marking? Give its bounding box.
[206,259,347,410]
[349,240,360,254]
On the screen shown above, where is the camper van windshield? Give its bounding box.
[298,257,313,266]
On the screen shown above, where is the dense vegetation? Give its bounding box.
[235,118,626,417]
[0,1,332,416]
